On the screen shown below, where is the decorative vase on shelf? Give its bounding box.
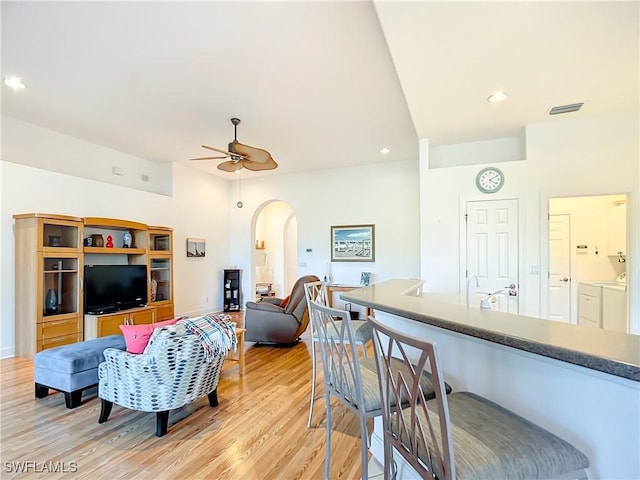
[48,235,61,247]
[45,289,58,314]
[123,230,132,248]
[91,234,104,247]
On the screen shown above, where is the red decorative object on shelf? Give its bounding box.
[106,235,114,248]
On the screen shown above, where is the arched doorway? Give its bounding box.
[252,200,297,300]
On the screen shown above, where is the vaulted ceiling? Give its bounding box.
[2,1,638,178]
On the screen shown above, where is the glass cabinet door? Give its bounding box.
[149,232,171,252]
[42,256,79,316]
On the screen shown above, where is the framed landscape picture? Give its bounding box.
[331,224,375,262]
[186,238,206,257]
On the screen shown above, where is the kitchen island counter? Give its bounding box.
[341,278,639,381]
[341,279,640,479]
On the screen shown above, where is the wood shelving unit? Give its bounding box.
[13,213,175,356]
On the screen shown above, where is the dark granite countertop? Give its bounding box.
[341,279,640,382]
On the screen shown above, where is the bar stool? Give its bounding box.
[309,300,451,480]
[303,280,372,428]
[367,315,590,480]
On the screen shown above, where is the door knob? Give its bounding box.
[560,278,569,283]
[504,283,518,296]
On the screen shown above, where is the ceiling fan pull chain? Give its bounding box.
[236,170,243,208]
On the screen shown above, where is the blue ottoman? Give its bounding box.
[34,335,126,409]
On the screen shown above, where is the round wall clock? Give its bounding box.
[475,167,504,194]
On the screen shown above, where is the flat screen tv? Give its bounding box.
[84,265,148,314]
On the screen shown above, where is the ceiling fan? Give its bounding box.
[189,117,278,172]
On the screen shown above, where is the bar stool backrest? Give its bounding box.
[368,315,455,479]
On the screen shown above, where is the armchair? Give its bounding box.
[97,322,226,437]
[245,275,320,344]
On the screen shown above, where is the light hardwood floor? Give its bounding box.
[0,317,375,479]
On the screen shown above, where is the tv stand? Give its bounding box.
[13,213,174,356]
[84,306,157,340]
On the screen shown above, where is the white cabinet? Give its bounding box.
[578,283,602,328]
[602,287,628,333]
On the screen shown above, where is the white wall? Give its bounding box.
[419,111,640,332]
[2,116,173,196]
[0,158,231,357]
[228,160,422,305]
[429,133,525,168]
[283,215,298,293]
[1,119,422,357]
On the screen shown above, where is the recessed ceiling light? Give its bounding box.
[4,76,27,91]
[487,91,508,103]
[379,147,390,155]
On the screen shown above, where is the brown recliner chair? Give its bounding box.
[245,275,320,344]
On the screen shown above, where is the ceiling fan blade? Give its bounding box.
[202,145,232,155]
[230,142,273,164]
[242,157,279,171]
[202,144,247,160]
[217,160,244,172]
[188,155,229,161]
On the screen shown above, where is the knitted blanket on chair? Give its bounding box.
[179,314,237,362]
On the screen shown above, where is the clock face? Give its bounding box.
[476,167,504,193]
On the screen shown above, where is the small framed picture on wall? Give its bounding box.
[186,238,206,257]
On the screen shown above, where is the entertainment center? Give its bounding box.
[13,213,174,356]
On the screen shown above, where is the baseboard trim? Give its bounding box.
[0,345,16,359]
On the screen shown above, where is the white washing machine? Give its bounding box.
[578,282,602,328]
[578,272,627,330]
[602,272,628,333]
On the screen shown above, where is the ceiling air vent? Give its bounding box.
[548,102,584,115]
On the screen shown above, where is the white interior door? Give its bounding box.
[466,199,519,313]
[548,214,572,323]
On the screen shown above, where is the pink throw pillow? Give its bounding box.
[119,317,180,354]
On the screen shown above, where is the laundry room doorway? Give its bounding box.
[546,194,628,328]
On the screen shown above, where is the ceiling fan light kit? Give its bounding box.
[189,117,278,172]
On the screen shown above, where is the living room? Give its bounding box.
[1,1,639,478]
[2,111,638,357]
[2,2,639,354]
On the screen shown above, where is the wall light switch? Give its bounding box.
[305,248,313,253]
[112,166,124,176]
[299,262,307,267]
